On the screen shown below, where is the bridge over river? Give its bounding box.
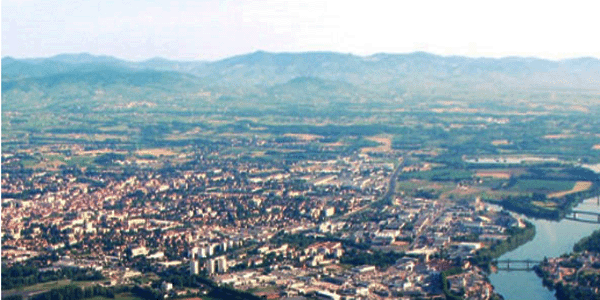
[492,259,542,271]
[564,209,600,224]
[489,196,600,300]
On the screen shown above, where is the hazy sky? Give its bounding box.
[2,0,599,61]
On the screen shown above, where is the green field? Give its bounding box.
[8,279,72,292]
[510,179,576,194]
[89,293,145,300]
[395,180,456,196]
[399,168,474,182]
[2,280,103,299]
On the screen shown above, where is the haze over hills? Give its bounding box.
[3,51,600,112]
[4,51,600,85]
[1,53,206,80]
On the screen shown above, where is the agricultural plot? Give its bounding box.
[509,179,576,194]
[2,280,102,299]
[395,163,598,218]
[548,181,593,198]
[361,135,393,153]
[89,293,145,300]
[399,168,474,182]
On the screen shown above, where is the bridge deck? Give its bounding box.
[495,267,536,271]
[493,259,542,264]
[564,217,600,224]
[570,210,600,216]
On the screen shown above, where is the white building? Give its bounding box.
[206,256,227,275]
[190,246,199,259]
[205,259,216,275]
[324,207,335,217]
[129,245,149,257]
[216,256,228,273]
[221,241,228,252]
[190,260,200,275]
[161,282,173,291]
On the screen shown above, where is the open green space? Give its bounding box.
[2,280,103,299]
[10,280,73,292]
[399,168,474,182]
[510,179,576,194]
[88,293,145,300]
[393,163,600,220]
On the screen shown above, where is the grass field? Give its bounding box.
[12,279,73,292]
[361,135,393,153]
[401,168,473,182]
[532,201,557,208]
[89,293,145,300]
[396,166,593,205]
[548,181,593,198]
[491,140,510,145]
[67,155,96,167]
[136,148,177,156]
[510,179,576,194]
[476,171,511,179]
[395,179,455,193]
[3,280,103,299]
[283,133,323,141]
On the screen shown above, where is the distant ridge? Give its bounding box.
[3,51,600,92]
[4,50,599,67]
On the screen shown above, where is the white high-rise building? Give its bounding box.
[190,260,200,275]
[221,241,228,252]
[205,259,216,275]
[205,256,228,275]
[190,246,199,259]
[216,256,228,273]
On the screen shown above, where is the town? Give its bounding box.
[535,229,600,300]
[2,135,532,300]
[3,49,600,300]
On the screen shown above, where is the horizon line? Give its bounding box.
[3,50,600,64]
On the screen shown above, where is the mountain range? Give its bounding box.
[3,51,600,110]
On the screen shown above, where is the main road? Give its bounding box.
[337,158,404,220]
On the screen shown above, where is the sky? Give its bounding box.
[2,0,599,61]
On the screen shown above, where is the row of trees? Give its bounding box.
[497,196,561,220]
[471,221,536,265]
[440,267,464,300]
[573,229,600,253]
[553,282,600,300]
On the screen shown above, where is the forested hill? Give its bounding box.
[4,51,600,93]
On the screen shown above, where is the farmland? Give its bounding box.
[3,52,600,300]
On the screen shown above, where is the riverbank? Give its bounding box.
[472,220,536,267]
[441,267,503,300]
[485,186,600,221]
[535,229,600,300]
[488,196,600,300]
[435,219,536,300]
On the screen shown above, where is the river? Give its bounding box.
[488,197,600,300]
